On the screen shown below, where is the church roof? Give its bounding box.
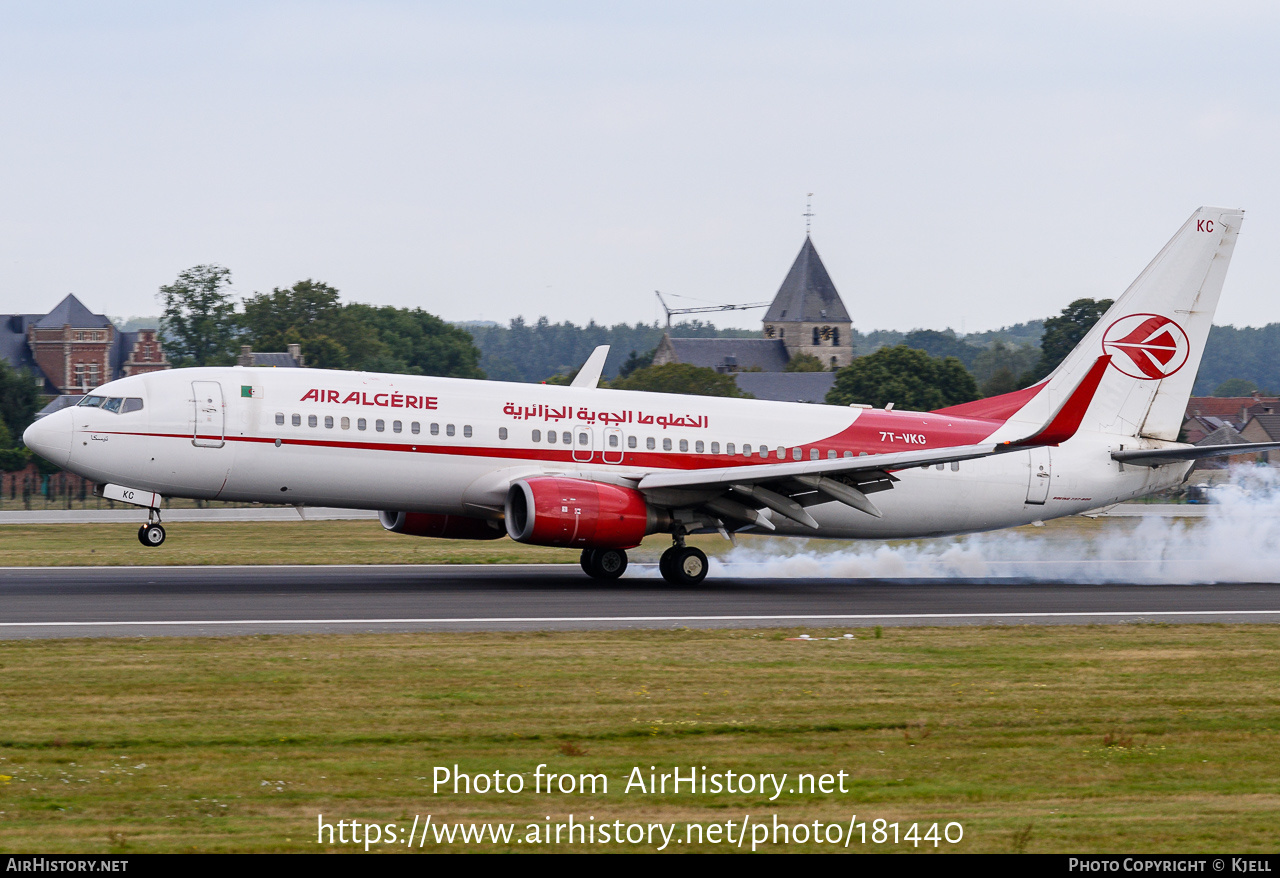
[763,237,850,324]
[35,294,111,329]
[659,337,790,373]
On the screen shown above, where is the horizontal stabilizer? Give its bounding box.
[1112,441,1280,467]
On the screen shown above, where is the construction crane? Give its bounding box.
[654,291,771,329]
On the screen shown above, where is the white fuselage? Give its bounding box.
[32,366,1188,539]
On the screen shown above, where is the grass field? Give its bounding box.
[1,624,1277,853]
[0,516,1138,567]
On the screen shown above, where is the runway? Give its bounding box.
[2,563,1280,638]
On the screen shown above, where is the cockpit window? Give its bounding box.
[75,396,143,414]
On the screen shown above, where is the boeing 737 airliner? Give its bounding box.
[24,207,1279,584]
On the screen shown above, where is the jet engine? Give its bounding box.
[504,477,669,548]
[378,510,506,540]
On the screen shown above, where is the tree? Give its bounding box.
[1023,298,1113,384]
[826,345,978,410]
[0,360,41,443]
[902,329,983,368]
[610,363,750,397]
[158,265,239,366]
[349,304,485,379]
[240,279,379,370]
[1212,377,1259,397]
[784,353,826,372]
[971,340,1040,396]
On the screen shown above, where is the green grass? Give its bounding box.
[0,625,1277,852]
[0,516,1140,567]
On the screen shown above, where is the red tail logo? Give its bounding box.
[1101,314,1190,380]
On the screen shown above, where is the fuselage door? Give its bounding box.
[192,380,226,448]
[1025,447,1052,505]
[602,427,624,464]
[572,425,594,463]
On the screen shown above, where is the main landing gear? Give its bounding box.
[137,508,165,548]
[578,534,708,585]
[580,548,629,580]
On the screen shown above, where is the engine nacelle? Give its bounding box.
[504,477,668,549]
[379,510,506,540]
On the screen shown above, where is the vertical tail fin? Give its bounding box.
[1007,206,1244,441]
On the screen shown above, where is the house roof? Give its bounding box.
[246,352,302,368]
[1242,413,1280,442]
[732,371,836,403]
[661,337,790,373]
[1196,424,1246,446]
[35,294,111,329]
[763,237,851,324]
[1185,396,1279,423]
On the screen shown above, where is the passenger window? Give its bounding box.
[663,438,672,451]
[810,448,819,460]
[430,423,439,435]
[562,431,571,444]
[358,418,367,431]
[446,424,455,437]
[627,435,637,449]
[121,398,144,414]
[411,422,420,434]
[393,420,402,433]
[341,417,350,430]
[760,447,769,459]
[936,463,945,471]
[844,451,854,458]
[710,442,719,454]
[828,450,836,459]
[679,439,688,452]
[499,427,508,440]
[376,419,385,432]
[325,416,334,429]
[793,447,802,461]
[743,444,751,455]
[292,414,301,427]
[532,429,542,442]
[464,425,473,438]
[776,447,785,459]
[695,440,704,453]
[951,461,960,471]
[308,414,318,427]
[547,430,557,444]
[275,413,285,426]
[726,443,735,455]
[646,437,655,450]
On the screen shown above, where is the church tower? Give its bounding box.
[762,237,853,369]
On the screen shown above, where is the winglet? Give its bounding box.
[1009,355,1111,447]
[570,345,610,388]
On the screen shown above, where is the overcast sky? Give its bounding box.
[1,2,1277,333]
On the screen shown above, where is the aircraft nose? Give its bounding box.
[23,413,72,468]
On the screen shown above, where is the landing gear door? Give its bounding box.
[1026,447,1051,505]
[192,381,226,448]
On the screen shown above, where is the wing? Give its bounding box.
[633,355,1111,529]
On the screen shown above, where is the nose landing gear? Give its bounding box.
[137,508,165,548]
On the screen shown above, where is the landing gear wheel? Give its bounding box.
[138,523,166,548]
[580,548,627,580]
[659,546,708,585]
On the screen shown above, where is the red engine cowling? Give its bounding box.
[504,477,667,549]
[379,510,506,540]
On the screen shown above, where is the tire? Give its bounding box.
[660,547,708,585]
[594,548,628,580]
[658,547,678,582]
[580,549,599,577]
[139,523,166,548]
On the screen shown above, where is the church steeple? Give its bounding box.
[762,238,854,369]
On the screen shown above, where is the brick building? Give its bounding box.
[0,293,169,397]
